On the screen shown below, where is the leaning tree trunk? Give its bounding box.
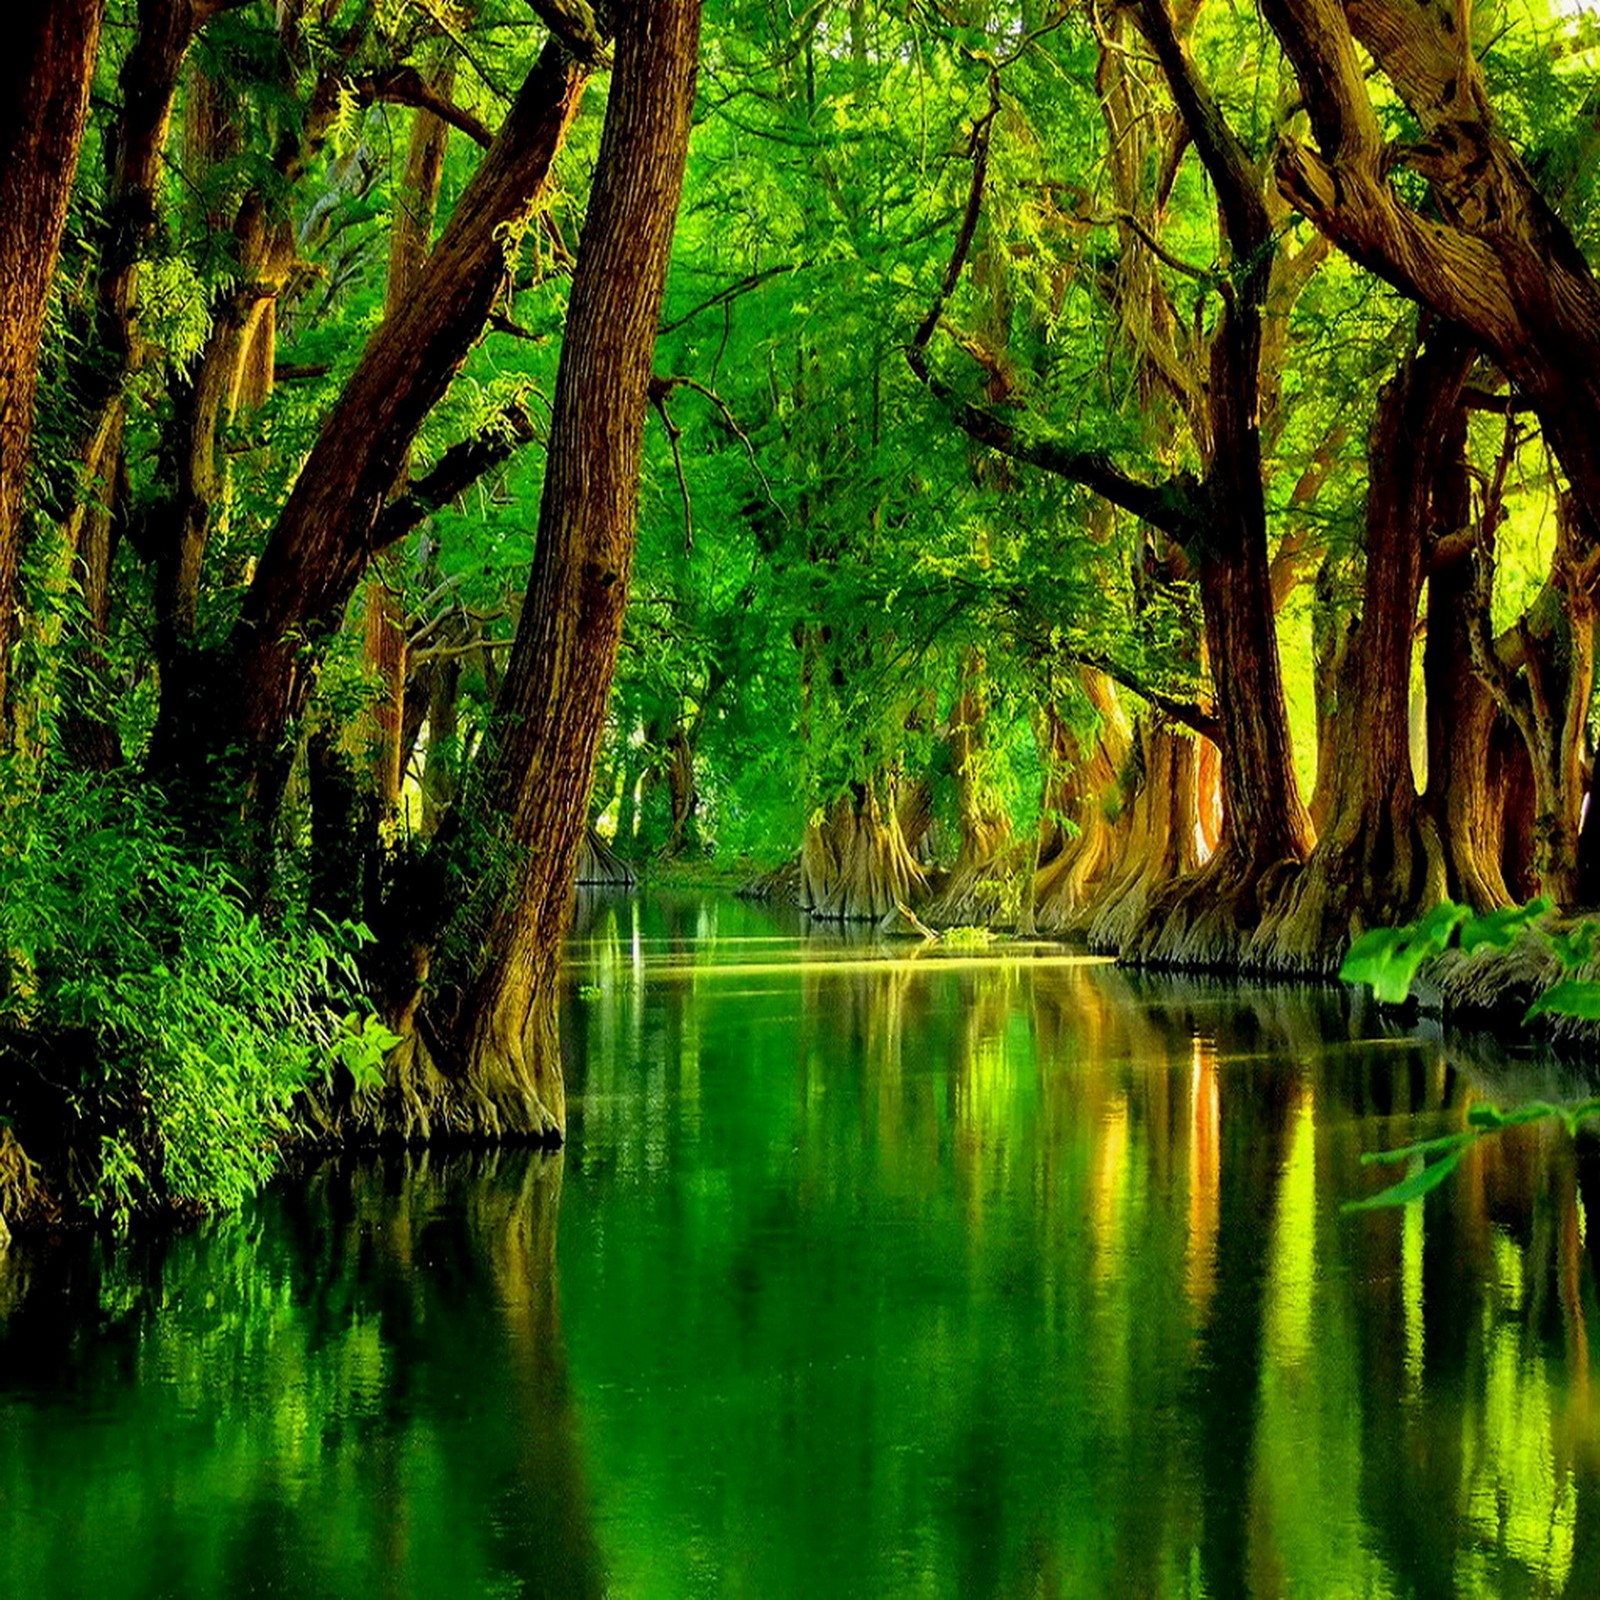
[1250,325,1472,973]
[370,0,703,1144]
[0,0,104,737]
[151,36,595,823]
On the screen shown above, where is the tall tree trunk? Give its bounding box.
[357,81,456,823]
[1424,395,1514,910]
[0,0,104,737]
[152,37,595,821]
[1251,325,1472,971]
[387,0,703,1142]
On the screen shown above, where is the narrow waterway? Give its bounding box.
[2,893,1597,1597]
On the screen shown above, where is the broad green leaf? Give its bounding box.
[1360,1131,1475,1166]
[1526,980,1600,1022]
[1459,897,1550,953]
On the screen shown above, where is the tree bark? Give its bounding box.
[801,778,930,923]
[1250,324,1472,972]
[1029,673,1132,934]
[1262,0,1600,543]
[0,0,105,735]
[152,37,594,821]
[392,0,703,1142]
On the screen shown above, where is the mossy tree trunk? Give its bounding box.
[1250,323,1472,972]
[1029,672,1132,934]
[151,36,596,829]
[801,778,930,923]
[0,0,104,737]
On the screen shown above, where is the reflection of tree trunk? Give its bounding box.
[0,0,104,736]
[1193,1061,1294,1600]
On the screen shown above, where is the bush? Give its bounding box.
[0,770,391,1223]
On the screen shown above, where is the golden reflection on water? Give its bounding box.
[559,896,1600,1598]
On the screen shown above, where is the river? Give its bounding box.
[1,892,1596,1597]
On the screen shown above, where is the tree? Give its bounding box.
[0,0,105,734]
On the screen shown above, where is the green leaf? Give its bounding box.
[1360,1131,1475,1166]
[1340,902,1468,1003]
[1525,980,1600,1022]
[1344,1145,1470,1212]
[1459,897,1550,953]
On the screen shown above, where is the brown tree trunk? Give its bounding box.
[0,0,104,736]
[380,0,702,1143]
[1424,396,1514,911]
[1029,673,1132,934]
[1264,0,1600,545]
[152,38,594,818]
[1085,718,1202,953]
[357,82,456,823]
[1251,326,1471,972]
[801,778,930,923]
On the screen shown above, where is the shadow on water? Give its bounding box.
[0,1151,602,1600]
[4,892,1600,1597]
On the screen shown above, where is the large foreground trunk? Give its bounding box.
[361,0,702,1143]
[0,0,104,734]
[152,37,593,822]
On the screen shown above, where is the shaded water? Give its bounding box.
[3,893,1600,1597]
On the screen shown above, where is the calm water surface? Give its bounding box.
[2,893,1599,1598]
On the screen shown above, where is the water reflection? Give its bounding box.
[1,896,1597,1598]
[0,1153,598,1600]
[564,897,1600,1598]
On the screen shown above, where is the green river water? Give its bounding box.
[2,893,1599,1598]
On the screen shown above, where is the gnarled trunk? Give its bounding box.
[0,0,104,735]
[1086,718,1202,953]
[152,38,594,826]
[1251,325,1471,972]
[801,778,929,923]
[1029,672,1132,934]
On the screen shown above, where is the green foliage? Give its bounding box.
[1341,898,1600,1209]
[940,926,997,949]
[0,771,384,1222]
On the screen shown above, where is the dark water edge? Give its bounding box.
[3,892,1599,1598]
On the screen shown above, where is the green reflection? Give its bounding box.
[1,893,1597,1599]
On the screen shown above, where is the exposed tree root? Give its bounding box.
[575,825,636,888]
[1084,722,1202,952]
[306,993,563,1149]
[800,783,928,922]
[1247,804,1446,976]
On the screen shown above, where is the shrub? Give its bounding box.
[0,770,392,1223]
